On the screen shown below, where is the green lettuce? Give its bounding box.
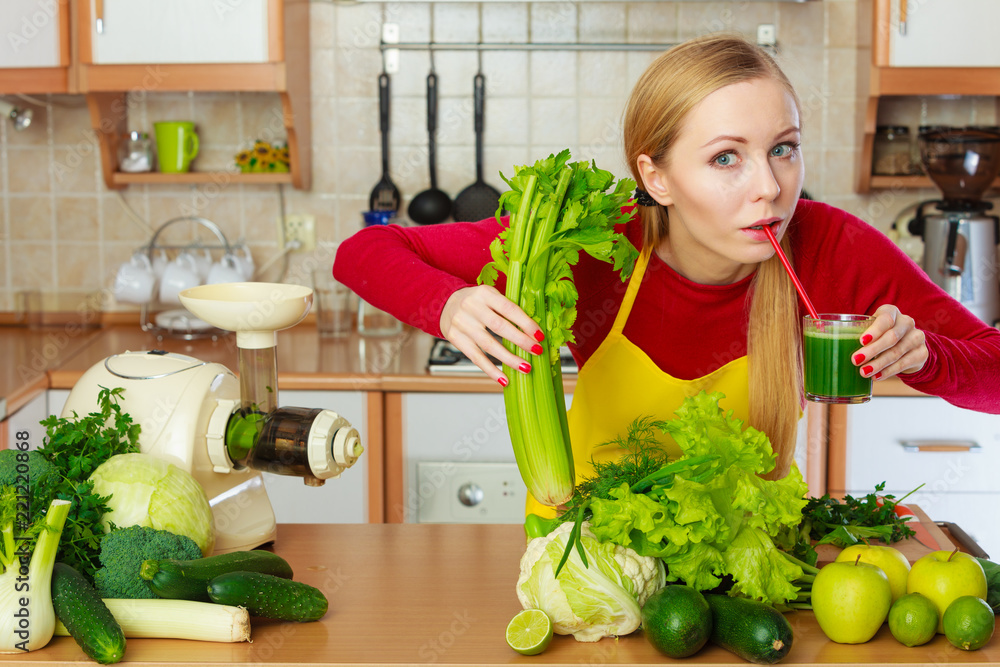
[585,392,809,605]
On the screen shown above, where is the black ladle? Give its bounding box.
[408,71,452,225]
[368,72,401,213]
[452,72,502,222]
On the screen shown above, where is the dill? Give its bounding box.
[563,416,672,515]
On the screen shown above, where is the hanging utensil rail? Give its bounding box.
[381,41,680,53]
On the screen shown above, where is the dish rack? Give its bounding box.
[140,216,233,341]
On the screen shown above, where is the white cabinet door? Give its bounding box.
[90,0,270,65]
[259,390,370,524]
[844,396,1000,557]
[400,391,574,524]
[0,1,63,68]
[3,392,50,449]
[889,0,1000,67]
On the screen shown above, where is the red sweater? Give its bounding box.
[334,200,1000,413]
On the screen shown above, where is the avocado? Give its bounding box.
[641,585,713,658]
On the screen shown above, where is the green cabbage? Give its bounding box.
[516,522,665,642]
[89,453,215,556]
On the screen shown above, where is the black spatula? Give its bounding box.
[368,72,401,213]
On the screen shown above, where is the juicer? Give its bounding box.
[59,283,364,552]
[908,127,1000,326]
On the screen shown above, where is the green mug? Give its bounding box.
[154,121,199,173]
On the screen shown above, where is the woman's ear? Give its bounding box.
[636,154,673,207]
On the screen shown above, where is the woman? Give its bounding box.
[335,33,1000,513]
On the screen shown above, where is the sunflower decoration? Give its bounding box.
[234,140,291,173]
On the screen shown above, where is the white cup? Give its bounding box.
[234,244,255,280]
[206,254,244,285]
[114,252,156,304]
[190,247,213,280]
[150,249,168,279]
[159,252,201,304]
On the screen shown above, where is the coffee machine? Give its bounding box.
[60,283,364,553]
[908,127,1000,326]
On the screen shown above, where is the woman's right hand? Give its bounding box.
[440,285,545,386]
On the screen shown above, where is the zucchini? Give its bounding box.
[207,571,329,622]
[51,562,126,665]
[140,549,293,601]
[705,594,793,664]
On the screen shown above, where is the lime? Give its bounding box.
[641,585,712,658]
[506,608,553,656]
[943,595,995,651]
[888,592,939,647]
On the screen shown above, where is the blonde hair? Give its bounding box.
[623,33,801,479]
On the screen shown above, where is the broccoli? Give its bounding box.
[93,525,202,599]
[0,449,60,518]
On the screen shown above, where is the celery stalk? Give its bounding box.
[479,150,639,508]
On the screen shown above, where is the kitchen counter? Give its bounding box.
[0,324,101,420]
[4,322,912,413]
[13,519,998,666]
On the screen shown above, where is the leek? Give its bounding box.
[478,150,638,506]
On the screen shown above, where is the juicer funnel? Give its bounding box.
[179,282,312,349]
[180,282,311,415]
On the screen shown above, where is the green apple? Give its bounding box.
[836,544,911,603]
[907,549,988,633]
[812,558,893,644]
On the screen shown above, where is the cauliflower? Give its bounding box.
[516,521,665,642]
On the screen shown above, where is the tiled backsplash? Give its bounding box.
[0,0,955,311]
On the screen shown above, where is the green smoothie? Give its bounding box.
[803,317,873,404]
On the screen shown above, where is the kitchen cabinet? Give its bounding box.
[260,389,373,524]
[857,0,1000,192]
[0,0,72,94]
[0,391,49,451]
[828,392,1000,559]
[385,390,574,524]
[87,0,272,66]
[884,0,1000,68]
[77,0,311,190]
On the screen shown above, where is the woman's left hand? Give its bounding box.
[854,304,928,380]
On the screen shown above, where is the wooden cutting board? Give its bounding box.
[815,504,955,565]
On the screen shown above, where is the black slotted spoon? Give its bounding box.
[452,72,501,222]
[368,71,401,213]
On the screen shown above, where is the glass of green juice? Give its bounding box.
[803,314,875,404]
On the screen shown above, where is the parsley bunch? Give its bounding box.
[37,386,141,580]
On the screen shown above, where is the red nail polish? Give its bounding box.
[519,362,531,374]
[534,330,545,342]
[853,353,865,365]
[531,344,543,355]
[862,365,874,377]
[874,371,883,380]
[861,334,873,346]
[497,377,508,387]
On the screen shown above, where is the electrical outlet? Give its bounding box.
[279,214,316,251]
[757,24,777,47]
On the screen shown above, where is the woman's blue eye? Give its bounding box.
[714,153,734,166]
[771,143,797,158]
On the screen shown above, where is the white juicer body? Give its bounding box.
[60,350,276,553]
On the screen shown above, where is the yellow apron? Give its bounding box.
[525,249,751,517]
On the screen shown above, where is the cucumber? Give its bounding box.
[141,549,293,601]
[207,571,329,622]
[51,562,126,665]
[705,594,793,664]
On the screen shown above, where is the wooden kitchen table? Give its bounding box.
[14,519,1000,666]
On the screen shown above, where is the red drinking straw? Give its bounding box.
[763,225,819,319]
